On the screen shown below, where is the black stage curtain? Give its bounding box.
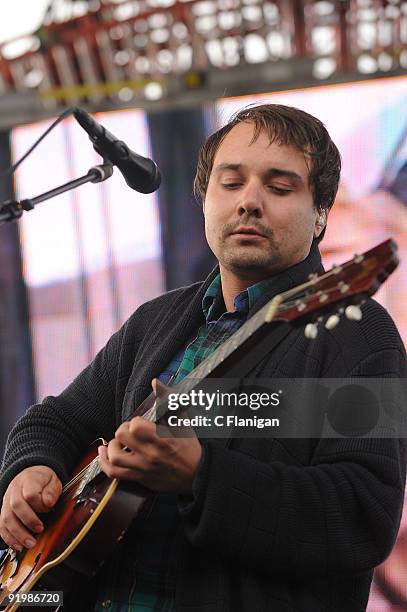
[147,107,216,290]
[0,130,35,453]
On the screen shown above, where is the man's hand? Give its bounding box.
[0,466,62,552]
[98,402,202,496]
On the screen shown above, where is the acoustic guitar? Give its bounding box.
[0,238,400,611]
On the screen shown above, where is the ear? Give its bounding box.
[313,209,327,237]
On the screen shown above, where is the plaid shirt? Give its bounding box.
[93,273,273,611]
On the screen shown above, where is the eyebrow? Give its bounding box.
[214,163,305,186]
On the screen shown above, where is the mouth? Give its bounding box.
[230,227,266,239]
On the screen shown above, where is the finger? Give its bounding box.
[8,488,44,534]
[128,416,156,440]
[106,438,149,471]
[20,473,58,514]
[115,417,149,440]
[97,445,140,481]
[41,472,62,509]
[0,504,37,550]
[116,417,156,447]
[0,523,25,551]
[151,378,171,400]
[156,421,177,438]
[115,424,153,452]
[105,438,152,473]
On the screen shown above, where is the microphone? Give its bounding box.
[73,107,161,194]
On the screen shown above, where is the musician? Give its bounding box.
[0,104,405,612]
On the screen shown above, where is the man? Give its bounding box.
[0,105,405,611]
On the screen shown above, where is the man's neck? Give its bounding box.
[218,250,318,312]
[219,266,274,312]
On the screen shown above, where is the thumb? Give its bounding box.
[151,378,171,400]
[41,472,62,508]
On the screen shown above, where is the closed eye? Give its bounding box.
[221,183,293,195]
[268,186,293,195]
[221,183,242,189]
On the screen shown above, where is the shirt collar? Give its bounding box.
[201,241,324,324]
[202,273,280,323]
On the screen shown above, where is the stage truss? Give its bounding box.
[0,0,406,123]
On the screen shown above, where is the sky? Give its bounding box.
[0,1,51,44]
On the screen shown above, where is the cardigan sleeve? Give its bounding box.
[0,321,127,504]
[179,347,407,578]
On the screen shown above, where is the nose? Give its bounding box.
[236,179,265,218]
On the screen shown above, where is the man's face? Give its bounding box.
[203,121,324,280]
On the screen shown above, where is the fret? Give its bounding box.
[246,314,260,335]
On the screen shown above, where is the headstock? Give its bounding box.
[267,238,399,337]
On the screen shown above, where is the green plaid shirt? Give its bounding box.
[93,273,273,611]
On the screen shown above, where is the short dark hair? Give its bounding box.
[194,104,342,242]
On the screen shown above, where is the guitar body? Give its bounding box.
[0,440,147,611]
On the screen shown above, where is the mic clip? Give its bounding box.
[88,160,114,183]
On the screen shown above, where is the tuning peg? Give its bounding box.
[345,305,362,321]
[317,291,328,303]
[295,299,307,312]
[353,254,364,264]
[325,314,340,330]
[304,322,318,339]
[338,281,350,294]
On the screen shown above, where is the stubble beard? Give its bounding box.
[217,235,283,277]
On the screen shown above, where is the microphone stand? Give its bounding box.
[0,161,114,225]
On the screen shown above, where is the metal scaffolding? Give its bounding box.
[0,0,406,124]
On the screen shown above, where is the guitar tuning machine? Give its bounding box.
[325,313,340,330]
[306,302,363,338]
[338,281,350,294]
[345,304,363,321]
[304,322,318,339]
[304,315,325,338]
